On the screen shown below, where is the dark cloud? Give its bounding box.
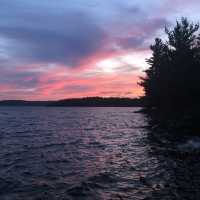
[144,18,170,32]
[0,23,105,66]
[0,0,194,100]
[0,1,106,67]
[0,1,169,69]
[0,67,41,89]
[116,17,170,50]
[118,37,144,49]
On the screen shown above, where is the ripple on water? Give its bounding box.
[0,107,199,199]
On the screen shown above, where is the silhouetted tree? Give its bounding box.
[140,18,200,131]
[140,38,170,108]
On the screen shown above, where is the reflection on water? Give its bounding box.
[0,107,199,199]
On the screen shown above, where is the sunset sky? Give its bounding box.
[0,0,200,100]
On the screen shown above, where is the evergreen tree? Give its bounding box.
[141,18,200,111]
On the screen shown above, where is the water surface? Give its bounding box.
[0,107,199,199]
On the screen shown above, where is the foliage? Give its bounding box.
[140,18,200,132]
[140,17,200,111]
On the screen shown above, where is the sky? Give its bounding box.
[0,0,200,100]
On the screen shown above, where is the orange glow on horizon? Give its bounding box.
[0,46,148,100]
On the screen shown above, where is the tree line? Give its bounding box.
[140,18,200,131]
[0,97,142,107]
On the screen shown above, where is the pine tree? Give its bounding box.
[141,18,200,111]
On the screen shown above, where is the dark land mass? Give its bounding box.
[0,100,52,106]
[0,97,143,107]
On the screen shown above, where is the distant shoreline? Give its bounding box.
[0,97,144,107]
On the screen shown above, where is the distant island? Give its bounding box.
[0,97,143,107]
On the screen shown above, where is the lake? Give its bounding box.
[0,107,199,200]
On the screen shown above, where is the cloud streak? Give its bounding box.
[0,0,199,100]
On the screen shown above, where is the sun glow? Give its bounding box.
[119,51,150,71]
[96,59,121,73]
[95,51,150,74]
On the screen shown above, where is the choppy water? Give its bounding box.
[0,107,200,200]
